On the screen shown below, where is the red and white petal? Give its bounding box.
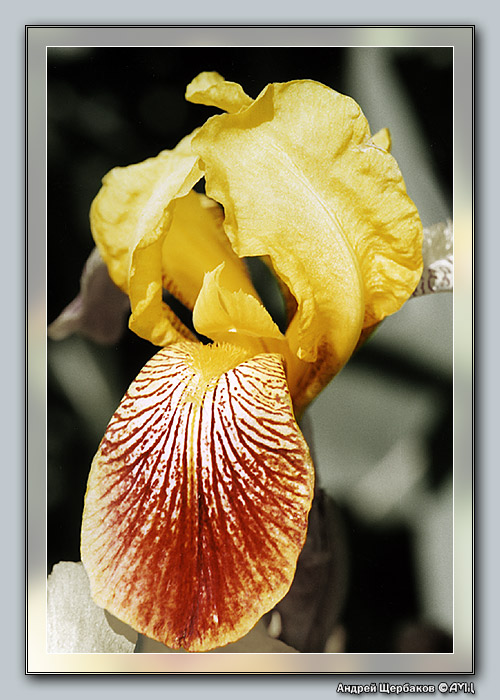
[81,342,314,652]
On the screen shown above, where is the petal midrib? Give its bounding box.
[262,133,363,287]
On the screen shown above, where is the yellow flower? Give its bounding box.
[80,72,423,652]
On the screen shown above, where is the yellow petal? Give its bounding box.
[186,71,253,114]
[191,263,308,410]
[192,263,322,416]
[91,133,200,293]
[192,81,365,379]
[161,192,256,313]
[192,263,284,347]
[191,79,423,407]
[81,342,314,652]
[90,133,204,345]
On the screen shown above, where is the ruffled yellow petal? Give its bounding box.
[190,77,423,407]
[91,133,200,293]
[90,133,203,345]
[185,71,253,114]
[90,132,256,346]
[192,263,284,347]
[81,342,314,652]
[191,80,365,379]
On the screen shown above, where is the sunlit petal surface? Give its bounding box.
[81,343,314,652]
[189,76,423,407]
[191,80,365,369]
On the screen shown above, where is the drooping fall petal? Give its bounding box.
[188,75,423,408]
[81,342,314,652]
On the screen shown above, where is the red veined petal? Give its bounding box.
[81,342,314,652]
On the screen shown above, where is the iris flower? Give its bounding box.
[80,72,423,652]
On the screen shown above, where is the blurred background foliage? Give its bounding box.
[47,46,453,653]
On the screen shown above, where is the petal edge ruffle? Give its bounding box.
[191,77,423,407]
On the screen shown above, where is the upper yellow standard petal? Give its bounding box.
[190,77,423,408]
